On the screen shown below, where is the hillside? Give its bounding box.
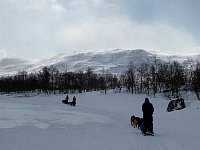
[0,49,199,75]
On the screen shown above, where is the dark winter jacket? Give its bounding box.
[72,96,76,106]
[142,98,154,133]
[142,99,154,116]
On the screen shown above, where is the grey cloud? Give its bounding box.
[109,0,158,23]
[158,0,200,40]
[110,0,200,40]
[0,0,199,60]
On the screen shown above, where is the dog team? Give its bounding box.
[131,98,154,135]
[62,95,76,106]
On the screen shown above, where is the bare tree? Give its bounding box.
[137,63,149,94]
[125,61,136,94]
[191,62,200,100]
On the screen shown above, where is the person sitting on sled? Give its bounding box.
[65,95,69,103]
[142,98,154,134]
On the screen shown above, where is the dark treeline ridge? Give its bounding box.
[0,59,200,100]
[0,66,119,95]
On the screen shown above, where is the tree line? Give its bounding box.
[0,60,200,100]
[0,66,119,95]
[123,59,200,100]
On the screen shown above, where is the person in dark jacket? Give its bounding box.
[72,96,76,106]
[142,98,154,134]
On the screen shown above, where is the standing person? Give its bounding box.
[142,98,154,135]
[72,96,76,106]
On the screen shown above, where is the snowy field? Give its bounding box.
[0,91,200,150]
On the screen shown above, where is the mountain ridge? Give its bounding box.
[0,49,200,75]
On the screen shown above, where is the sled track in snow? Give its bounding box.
[102,108,166,150]
[154,135,165,150]
[79,105,139,150]
[76,105,168,150]
[138,132,166,150]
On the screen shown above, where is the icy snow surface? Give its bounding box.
[0,91,200,150]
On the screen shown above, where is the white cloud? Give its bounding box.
[0,50,7,59]
[57,15,199,54]
[70,0,105,7]
[6,0,66,12]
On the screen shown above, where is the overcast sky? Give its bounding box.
[0,0,200,61]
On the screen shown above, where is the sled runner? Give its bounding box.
[140,123,154,136]
[143,132,154,136]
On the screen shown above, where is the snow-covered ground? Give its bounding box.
[0,91,200,150]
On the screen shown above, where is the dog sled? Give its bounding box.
[140,123,154,136]
[62,95,76,106]
[62,100,75,106]
[131,115,154,136]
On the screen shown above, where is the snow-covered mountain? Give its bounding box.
[0,49,200,75]
[0,58,31,75]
